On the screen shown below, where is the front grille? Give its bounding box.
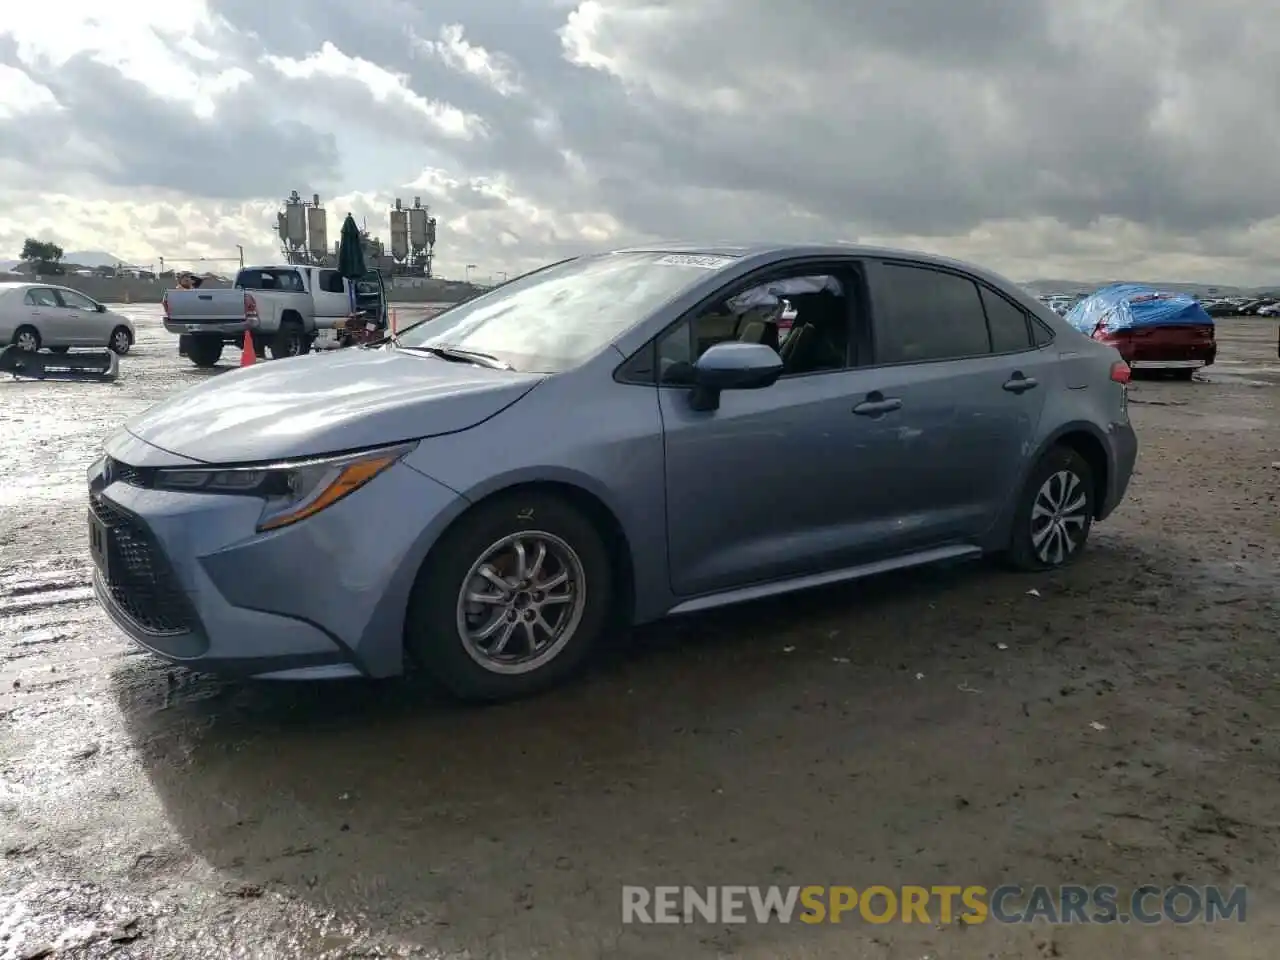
[90,493,195,635]
[105,457,154,488]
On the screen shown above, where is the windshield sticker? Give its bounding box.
[654,254,735,269]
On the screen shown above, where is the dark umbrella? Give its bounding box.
[337,213,367,315]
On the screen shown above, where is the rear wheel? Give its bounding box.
[1005,446,1095,572]
[12,326,40,352]
[187,336,223,368]
[405,493,614,702]
[269,322,309,359]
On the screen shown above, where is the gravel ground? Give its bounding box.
[0,310,1277,960]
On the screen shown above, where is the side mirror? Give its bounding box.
[688,341,783,411]
[96,303,107,312]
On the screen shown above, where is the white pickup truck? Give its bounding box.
[162,264,387,367]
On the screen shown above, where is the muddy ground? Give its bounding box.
[1,311,1277,960]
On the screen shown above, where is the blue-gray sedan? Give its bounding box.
[88,244,1137,701]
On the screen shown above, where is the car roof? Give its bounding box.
[617,240,997,268]
[606,241,1023,290]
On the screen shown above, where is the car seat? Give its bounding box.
[780,293,846,372]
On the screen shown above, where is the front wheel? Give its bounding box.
[109,326,132,355]
[1004,446,1095,572]
[405,494,614,702]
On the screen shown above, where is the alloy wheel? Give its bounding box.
[455,531,587,675]
[1031,469,1089,566]
[112,330,131,354]
[15,331,38,352]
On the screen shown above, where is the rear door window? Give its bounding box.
[872,263,991,364]
[318,270,345,294]
[24,287,60,307]
[237,269,304,292]
[979,286,1033,353]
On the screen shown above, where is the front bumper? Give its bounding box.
[88,454,466,680]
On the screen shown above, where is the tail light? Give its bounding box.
[161,293,170,320]
[1109,360,1131,384]
[244,292,258,322]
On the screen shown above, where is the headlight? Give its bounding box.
[153,442,417,532]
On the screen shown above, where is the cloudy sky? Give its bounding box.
[1,0,1278,284]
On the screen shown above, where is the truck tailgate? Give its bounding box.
[166,289,246,322]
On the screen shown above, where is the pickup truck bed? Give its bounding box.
[163,265,387,367]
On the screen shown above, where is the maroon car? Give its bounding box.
[1093,323,1217,379]
[1071,287,1217,380]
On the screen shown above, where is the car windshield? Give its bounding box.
[395,251,734,373]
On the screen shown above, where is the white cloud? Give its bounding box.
[264,42,484,140]
[1,0,1279,285]
[0,65,59,118]
[410,24,523,97]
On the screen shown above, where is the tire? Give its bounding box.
[1005,446,1095,572]
[269,322,309,360]
[405,493,614,702]
[109,326,132,355]
[12,326,40,352]
[187,336,223,368]
[49,346,69,354]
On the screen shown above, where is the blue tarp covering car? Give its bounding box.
[1065,283,1215,336]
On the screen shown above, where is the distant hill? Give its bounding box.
[62,250,124,268]
[2,250,123,272]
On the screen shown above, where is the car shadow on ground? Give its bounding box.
[108,536,1266,956]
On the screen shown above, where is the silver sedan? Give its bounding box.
[0,282,136,354]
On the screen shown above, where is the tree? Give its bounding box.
[20,238,64,274]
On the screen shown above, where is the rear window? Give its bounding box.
[236,269,304,292]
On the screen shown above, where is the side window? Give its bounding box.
[56,289,97,311]
[25,288,59,307]
[654,272,852,383]
[318,270,344,294]
[873,264,990,364]
[1031,318,1054,346]
[979,286,1032,353]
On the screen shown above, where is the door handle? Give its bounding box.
[852,396,902,416]
[1002,374,1038,393]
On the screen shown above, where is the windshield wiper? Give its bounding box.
[401,344,514,370]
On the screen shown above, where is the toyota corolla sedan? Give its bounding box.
[0,282,136,354]
[88,244,1137,702]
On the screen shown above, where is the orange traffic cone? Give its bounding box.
[240,329,257,367]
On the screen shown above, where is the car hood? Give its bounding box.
[124,346,544,463]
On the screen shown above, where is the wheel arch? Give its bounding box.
[1037,423,1110,519]
[413,475,638,633]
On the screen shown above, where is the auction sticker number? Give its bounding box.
[654,254,735,269]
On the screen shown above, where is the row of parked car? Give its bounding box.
[1201,296,1280,317]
